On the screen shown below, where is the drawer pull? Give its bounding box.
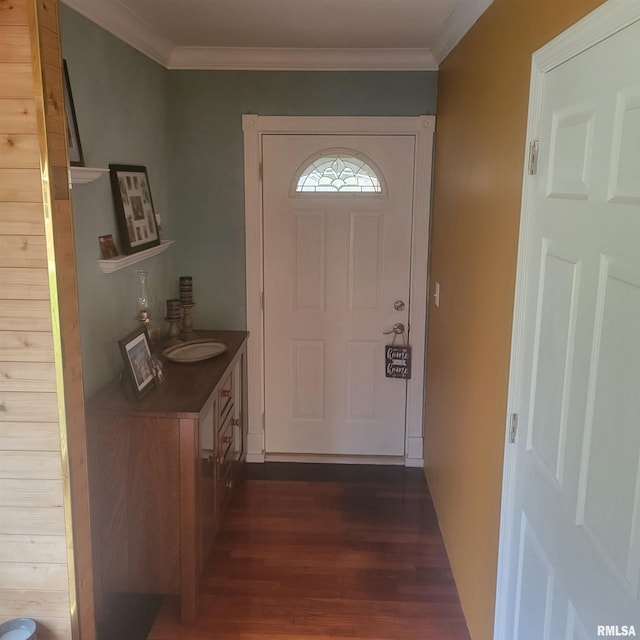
[221,389,232,398]
[217,455,224,465]
[221,435,232,445]
[226,480,233,490]
[231,418,240,427]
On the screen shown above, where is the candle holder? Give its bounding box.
[165,317,182,344]
[180,303,198,341]
[179,276,193,304]
[165,298,183,343]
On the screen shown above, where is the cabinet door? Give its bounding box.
[216,408,234,514]
[232,353,246,466]
[199,402,216,566]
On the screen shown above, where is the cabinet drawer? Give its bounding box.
[218,409,234,462]
[217,412,234,511]
[218,370,233,422]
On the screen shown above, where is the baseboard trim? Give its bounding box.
[264,453,406,466]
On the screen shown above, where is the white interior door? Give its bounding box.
[262,134,415,457]
[497,9,640,640]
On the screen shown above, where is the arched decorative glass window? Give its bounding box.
[294,149,383,194]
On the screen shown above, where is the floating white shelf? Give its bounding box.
[98,240,174,274]
[70,166,109,185]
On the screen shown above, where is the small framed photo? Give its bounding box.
[118,326,155,398]
[63,60,84,167]
[98,234,119,259]
[109,164,160,255]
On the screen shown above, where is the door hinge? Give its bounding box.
[259,161,263,181]
[509,413,519,443]
[528,140,539,176]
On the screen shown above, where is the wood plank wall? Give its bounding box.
[0,1,95,638]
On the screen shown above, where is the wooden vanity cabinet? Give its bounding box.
[86,331,248,625]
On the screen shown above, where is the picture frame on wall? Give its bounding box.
[63,60,84,166]
[118,326,155,398]
[109,164,161,255]
[98,234,119,259]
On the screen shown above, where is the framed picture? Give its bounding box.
[118,326,155,398]
[98,234,119,259]
[62,60,84,167]
[109,164,160,255]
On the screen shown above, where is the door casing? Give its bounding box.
[242,115,435,466]
[494,0,640,636]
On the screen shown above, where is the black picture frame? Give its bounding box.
[109,164,160,255]
[62,60,84,167]
[118,326,155,398]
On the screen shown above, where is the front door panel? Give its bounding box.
[262,135,415,457]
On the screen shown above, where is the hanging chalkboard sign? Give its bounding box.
[385,345,411,379]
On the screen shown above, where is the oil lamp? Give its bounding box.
[135,270,154,327]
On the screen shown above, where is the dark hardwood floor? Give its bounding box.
[142,463,471,640]
[97,464,470,639]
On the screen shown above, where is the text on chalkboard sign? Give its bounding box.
[385,345,411,379]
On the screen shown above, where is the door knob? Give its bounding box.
[383,322,405,335]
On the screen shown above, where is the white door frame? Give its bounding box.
[494,1,640,637]
[243,115,436,466]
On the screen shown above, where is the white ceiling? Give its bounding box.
[61,0,493,70]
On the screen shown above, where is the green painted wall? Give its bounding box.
[59,6,437,394]
[167,71,437,329]
[60,5,173,396]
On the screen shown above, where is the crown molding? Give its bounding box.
[431,0,494,63]
[61,0,494,70]
[168,47,438,71]
[61,0,438,70]
[61,0,173,67]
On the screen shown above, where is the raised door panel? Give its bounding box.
[578,258,640,598]
[608,86,640,203]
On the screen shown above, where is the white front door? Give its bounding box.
[262,134,416,457]
[496,6,640,639]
